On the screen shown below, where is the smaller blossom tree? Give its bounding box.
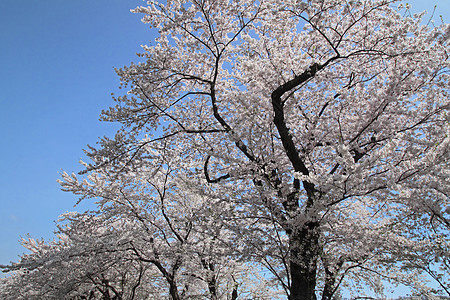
[1,165,281,300]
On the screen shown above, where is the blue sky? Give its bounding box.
[0,0,449,295]
[0,0,154,266]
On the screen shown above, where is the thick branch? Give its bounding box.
[204,155,231,183]
[271,63,326,198]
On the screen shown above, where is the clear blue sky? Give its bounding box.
[0,0,448,294]
[0,0,154,267]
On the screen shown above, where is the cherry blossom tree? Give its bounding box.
[2,0,449,299]
[1,167,280,299]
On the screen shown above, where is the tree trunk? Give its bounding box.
[321,257,344,300]
[289,221,320,300]
[169,283,180,300]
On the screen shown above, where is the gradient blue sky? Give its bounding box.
[0,0,154,267]
[0,0,449,294]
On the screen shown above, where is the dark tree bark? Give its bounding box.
[271,63,329,300]
[321,257,344,300]
[288,221,320,300]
